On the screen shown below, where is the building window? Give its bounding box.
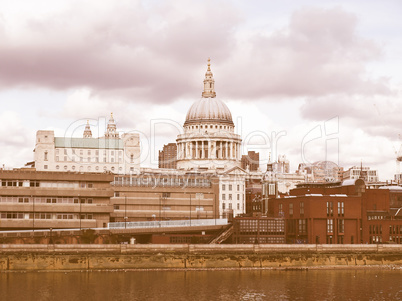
[222,203,226,210]
[279,203,283,216]
[222,184,226,191]
[338,202,344,216]
[237,185,239,191]
[44,151,48,161]
[237,203,240,210]
[229,185,232,191]
[237,194,240,201]
[289,203,293,216]
[229,203,232,210]
[229,194,232,200]
[327,201,333,216]
[327,219,333,233]
[222,194,226,200]
[44,165,48,170]
[298,219,306,233]
[300,201,304,215]
[338,219,344,233]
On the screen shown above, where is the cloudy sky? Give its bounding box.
[0,0,401,180]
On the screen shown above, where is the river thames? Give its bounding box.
[1,269,402,300]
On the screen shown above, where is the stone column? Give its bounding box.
[201,141,205,159]
[225,141,228,159]
[208,140,211,159]
[195,141,199,159]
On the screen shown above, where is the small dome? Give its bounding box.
[184,97,233,126]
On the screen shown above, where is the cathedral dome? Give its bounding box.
[184,58,233,126]
[184,97,233,126]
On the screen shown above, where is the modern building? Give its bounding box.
[297,161,343,183]
[343,165,379,183]
[232,216,286,244]
[111,169,219,222]
[0,168,114,230]
[158,143,177,169]
[267,155,290,174]
[241,151,259,171]
[34,114,141,174]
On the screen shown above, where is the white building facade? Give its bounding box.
[176,60,246,217]
[34,114,141,174]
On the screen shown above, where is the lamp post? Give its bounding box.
[214,193,216,225]
[79,195,82,231]
[190,193,192,226]
[159,195,161,227]
[32,195,35,233]
[125,196,127,229]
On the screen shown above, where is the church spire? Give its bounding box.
[83,120,92,138]
[202,58,216,98]
[105,112,119,139]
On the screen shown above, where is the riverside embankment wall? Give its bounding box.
[1,244,402,271]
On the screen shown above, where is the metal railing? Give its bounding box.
[108,218,228,229]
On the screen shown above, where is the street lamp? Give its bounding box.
[125,196,127,229]
[189,193,192,226]
[79,195,82,231]
[32,195,34,233]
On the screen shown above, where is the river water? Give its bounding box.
[1,269,402,300]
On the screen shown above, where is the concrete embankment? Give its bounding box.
[1,244,402,271]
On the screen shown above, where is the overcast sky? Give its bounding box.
[0,0,401,180]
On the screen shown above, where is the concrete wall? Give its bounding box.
[1,244,402,271]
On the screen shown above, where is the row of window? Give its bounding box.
[237,237,285,244]
[187,124,232,131]
[238,219,285,234]
[0,212,93,219]
[222,184,243,191]
[48,165,128,172]
[56,149,123,156]
[222,203,242,210]
[222,194,244,201]
[0,180,93,189]
[326,219,345,233]
[0,196,93,204]
[55,156,124,163]
[114,176,211,188]
[279,202,305,216]
[327,201,344,216]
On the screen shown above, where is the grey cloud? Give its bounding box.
[0,0,241,103]
[218,7,389,99]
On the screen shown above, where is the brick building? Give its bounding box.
[269,179,402,244]
[158,143,178,169]
[241,151,259,171]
